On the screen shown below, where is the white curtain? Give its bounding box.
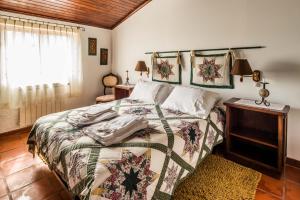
[0,18,83,109]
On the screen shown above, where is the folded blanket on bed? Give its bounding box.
[66,104,117,127]
[82,114,148,146]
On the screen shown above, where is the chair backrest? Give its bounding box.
[102,73,119,95]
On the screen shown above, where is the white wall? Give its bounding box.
[112,0,300,160]
[0,11,112,133]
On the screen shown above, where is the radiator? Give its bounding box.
[19,100,63,127]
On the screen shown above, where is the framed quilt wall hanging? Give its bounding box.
[190,51,234,89]
[152,53,182,84]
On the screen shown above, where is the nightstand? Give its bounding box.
[114,84,134,100]
[224,98,290,178]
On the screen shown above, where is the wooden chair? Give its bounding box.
[96,73,119,103]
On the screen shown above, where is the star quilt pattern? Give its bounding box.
[27,99,224,200]
[190,53,234,89]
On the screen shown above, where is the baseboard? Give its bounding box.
[0,126,32,136]
[286,157,300,169]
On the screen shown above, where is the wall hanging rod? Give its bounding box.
[0,14,85,31]
[145,46,265,54]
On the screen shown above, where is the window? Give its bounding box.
[0,19,83,108]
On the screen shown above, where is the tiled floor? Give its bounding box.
[0,132,300,200]
[256,166,300,200]
[0,131,72,200]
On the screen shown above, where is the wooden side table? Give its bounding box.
[224,98,290,178]
[114,84,134,100]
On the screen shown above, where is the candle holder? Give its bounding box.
[125,70,130,85]
[255,82,270,106]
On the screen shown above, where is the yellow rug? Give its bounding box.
[174,155,261,200]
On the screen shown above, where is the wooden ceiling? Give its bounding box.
[0,0,151,29]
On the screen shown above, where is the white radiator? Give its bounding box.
[19,100,63,127]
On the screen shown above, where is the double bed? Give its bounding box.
[27,86,224,200]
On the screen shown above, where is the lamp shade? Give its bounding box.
[135,61,148,72]
[231,59,253,75]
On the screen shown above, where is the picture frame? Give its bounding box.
[100,48,108,65]
[88,38,97,56]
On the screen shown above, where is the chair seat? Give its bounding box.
[96,94,115,103]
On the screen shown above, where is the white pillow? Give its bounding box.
[129,81,162,103]
[161,86,220,119]
[155,83,174,104]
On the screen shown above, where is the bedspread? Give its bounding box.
[27,99,224,200]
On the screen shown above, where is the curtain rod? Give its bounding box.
[0,14,85,31]
[145,46,265,54]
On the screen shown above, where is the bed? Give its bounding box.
[27,98,224,200]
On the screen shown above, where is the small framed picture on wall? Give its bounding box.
[100,48,108,65]
[88,38,97,55]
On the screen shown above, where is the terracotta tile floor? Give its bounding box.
[0,132,300,200]
[0,132,72,200]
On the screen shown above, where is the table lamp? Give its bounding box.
[135,61,149,78]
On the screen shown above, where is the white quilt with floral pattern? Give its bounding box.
[27,99,224,200]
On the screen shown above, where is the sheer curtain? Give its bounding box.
[0,18,83,109]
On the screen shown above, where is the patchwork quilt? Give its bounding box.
[27,99,225,200]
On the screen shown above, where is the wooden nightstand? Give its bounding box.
[224,98,290,178]
[114,84,134,100]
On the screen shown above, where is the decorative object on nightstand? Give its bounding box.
[96,73,119,103]
[115,84,134,100]
[125,70,130,85]
[135,61,150,78]
[255,81,270,106]
[224,98,290,178]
